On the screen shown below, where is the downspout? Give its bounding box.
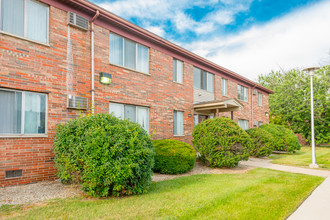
[251,84,257,127]
[91,10,100,114]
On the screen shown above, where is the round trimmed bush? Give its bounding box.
[153,139,196,174]
[53,113,155,197]
[259,124,301,153]
[192,117,252,168]
[246,128,275,157]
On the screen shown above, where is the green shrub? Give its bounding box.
[153,139,196,174]
[53,113,155,197]
[192,117,252,168]
[260,124,301,153]
[246,128,275,157]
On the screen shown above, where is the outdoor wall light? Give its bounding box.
[100,72,112,85]
[265,112,269,117]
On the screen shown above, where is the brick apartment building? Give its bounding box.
[0,0,273,187]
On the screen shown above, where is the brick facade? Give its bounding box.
[0,0,271,187]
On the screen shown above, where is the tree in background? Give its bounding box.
[258,66,329,145]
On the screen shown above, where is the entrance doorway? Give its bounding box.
[198,115,209,123]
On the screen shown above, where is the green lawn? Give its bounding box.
[270,146,330,169]
[3,168,323,220]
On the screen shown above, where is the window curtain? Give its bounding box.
[193,67,200,88]
[258,93,262,105]
[26,0,48,43]
[109,33,123,66]
[0,90,21,134]
[207,73,214,92]
[137,44,148,73]
[177,111,183,135]
[176,60,183,83]
[137,106,148,132]
[174,111,183,135]
[201,71,207,90]
[109,102,124,119]
[24,93,46,134]
[1,0,24,37]
[194,114,199,126]
[244,87,248,102]
[124,39,136,69]
[173,59,177,82]
[222,79,227,96]
[125,105,136,122]
[237,85,242,100]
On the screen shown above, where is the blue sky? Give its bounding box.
[92,0,330,81]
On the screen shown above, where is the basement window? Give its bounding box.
[5,170,23,178]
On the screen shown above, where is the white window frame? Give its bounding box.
[238,119,249,130]
[258,92,262,106]
[0,0,49,44]
[109,102,149,132]
[173,110,184,136]
[193,67,214,92]
[109,32,149,74]
[0,88,48,137]
[173,58,183,83]
[237,84,248,102]
[221,78,227,96]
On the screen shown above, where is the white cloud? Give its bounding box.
[97,0,252,35]
[184,0,330,81]
[144,25,166,37]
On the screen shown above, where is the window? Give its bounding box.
[0,89,47,135]
[193,67,214,92]
[109,102,149,132]
[173,59,183,83]
[0,0,49,43]
[221,78,227,96]
[194,114,198,126]
[174,111,183,135]
[237,85,248,102]
[109,33,149,74]
[258,121,263,127]
[238,119,249,130]
[258,92,262,106]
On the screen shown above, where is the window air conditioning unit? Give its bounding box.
[253,89,258,95]
[253,121,258,127]
[67,95,88,109]
[68,12,89,31]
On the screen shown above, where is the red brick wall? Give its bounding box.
[215,75,269,127]
[0,4,269,187]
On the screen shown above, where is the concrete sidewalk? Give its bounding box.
[240,158,330,177]
[240,158,330,220]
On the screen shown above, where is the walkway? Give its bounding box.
[240,158,330,220]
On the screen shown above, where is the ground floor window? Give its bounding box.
[258,121,263,127]
[238,119,249,130]
[0,89,47,135]
[109,102,149,132]
[174,110,183,135]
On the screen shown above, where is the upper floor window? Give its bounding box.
[238,119,249,130]
[109,102,149,132]
[221,78,227,96]
[109,32,149,74]
[173,58,183,83]
[0,0,49,43]
[237,84,248,102]
[193,67,214,92]
[258,92,262,106]
[0,89,47,135]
